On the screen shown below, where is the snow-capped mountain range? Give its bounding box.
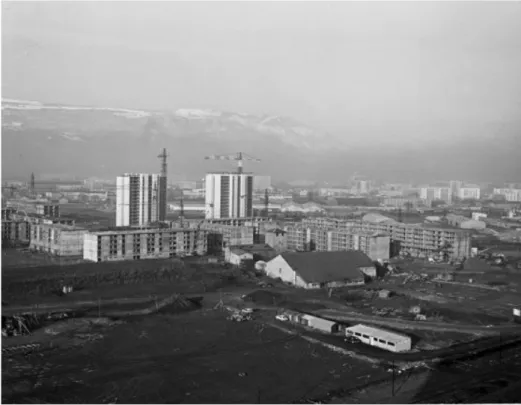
[1,98,335,151]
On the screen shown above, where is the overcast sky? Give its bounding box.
[3,1,521,137]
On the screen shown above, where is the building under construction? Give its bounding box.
[199,223,254,254]
[298,217,471,260]
[30,223,87,257]
[285,225,391,261]
[115,149,168,227]
[83,227,208,262]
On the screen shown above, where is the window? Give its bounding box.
[362,334,369,339]
[379,339,387,344]
[346,330,353,335]
[355,332,361,337]
[388,342,395,347]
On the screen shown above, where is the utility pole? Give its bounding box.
[264,189,269,218]
[499,332,502,364]
[392,360,395,397]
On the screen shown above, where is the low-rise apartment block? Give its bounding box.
[2,220,31,243]
[83,227,208,262]
[299,217,471,260]
[200,223,254,254]
[285,225,390,261]
[30,223,87,257]
[382,196,420,209]
[493,188,521,202]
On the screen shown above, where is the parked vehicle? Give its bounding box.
[275,314,289,322]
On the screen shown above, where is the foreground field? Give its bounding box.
[2,310,387,404]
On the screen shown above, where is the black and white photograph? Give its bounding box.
[2,0,521,403]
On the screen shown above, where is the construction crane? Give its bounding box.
[192,220,205,256]
[204,152,260,174]
[179,196,185,226]
[264,189,269,218]
[158,148,168,177]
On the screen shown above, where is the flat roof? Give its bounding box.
[88,227,196,235]
[346,324,410,343]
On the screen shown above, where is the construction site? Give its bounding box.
[3,151,521,403]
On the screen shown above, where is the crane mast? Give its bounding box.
[204,152,260,174]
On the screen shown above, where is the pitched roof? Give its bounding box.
[279,251,373,284]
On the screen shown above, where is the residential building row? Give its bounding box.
[284,225,390,261]
[298,217,471,260]
[493,188,521,202]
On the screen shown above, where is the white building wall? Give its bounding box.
[265,255,308,287]
[83,233,98,262]
[116,173,161,226]
[205,173,253,219]
[116,176,130,227]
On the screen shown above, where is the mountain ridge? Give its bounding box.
[2,99,520,183]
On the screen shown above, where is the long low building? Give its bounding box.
[345,324,412,352]
[30,223,87,257]
[284,226,390,261]
[299,217,471,260]
[83,227,208,262]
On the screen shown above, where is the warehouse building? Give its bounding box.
[285,226,390,261]
[299,218,471,260]
[264,251,375,289]
[30,223,87,257]
[83,227,208,262]
[345,324,412,352]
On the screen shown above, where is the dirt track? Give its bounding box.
[314,308,521,335]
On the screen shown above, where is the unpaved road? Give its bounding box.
[313,308,521,335]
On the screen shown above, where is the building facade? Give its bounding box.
[420,187,452,206]
[30,223,87,256]
[298,217,471,260]
[457,187,481,200]
[284,226,390,261]
[493,188,521,202]
[35,204,60,217]
[204,172,254,219]
[83,227,208,262]
[116,173,167,227]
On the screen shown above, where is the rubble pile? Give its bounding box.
[402,273,431,285]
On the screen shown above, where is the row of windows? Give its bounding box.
[346,330,396,347]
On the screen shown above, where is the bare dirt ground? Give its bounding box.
[2,309,388,404]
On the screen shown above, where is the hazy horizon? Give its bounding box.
[3,1,521,141]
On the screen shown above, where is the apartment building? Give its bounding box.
[35,204,60,217]
[83,227,208,262]
[30,223,87,257]
[299,217,471,260]
[116,173,167,227]
[382,196,420,209]
[197,223,253,255]
[204,172,254,219]
[285,226,390,261]
[204,216,273,243]
[420,187,452,206]
[457,187,481,200]
[493,188,521,202]
[2,221,30,243]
